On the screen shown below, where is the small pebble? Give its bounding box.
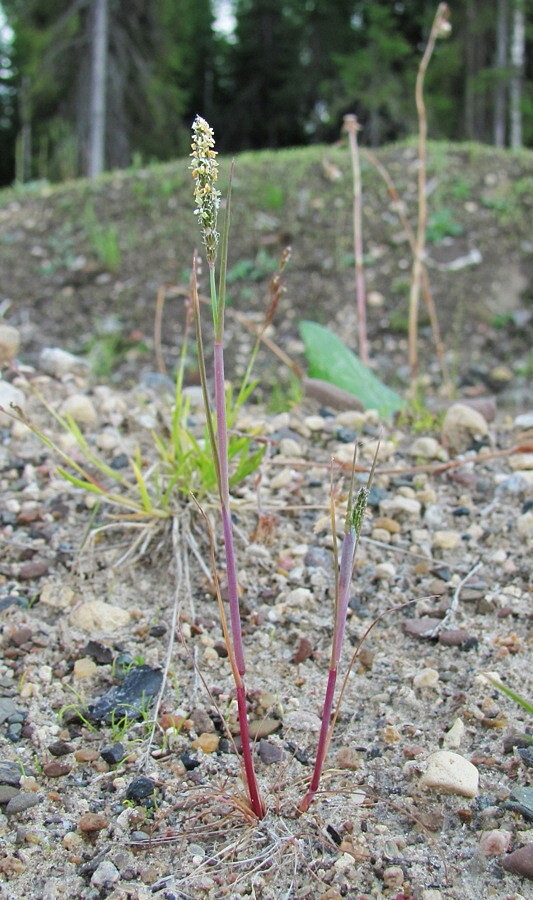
[39,347,88,378]
[0,324,21,363]
[90,859,120,889]
[432,530,462,550]
[5,793,41,816]
[517,511,533,541]
[125,776,156,802]
[0,699,18,725]
[420,750,479,798]
[478,829,512,856]
[410,437,446,460]
[514,411,533,429]
[43,761,71,778]
[441,403,488,454]
[191,733,220,754]
[0,761,22,788]
[382,865,404,890]
[443,718,465,749]
[78,812,108,833]
[48,740,73,757]
[379,495,421,519]
[413,667,440,689]
[502,842,533,879]
[73,657,97,679]
[258,739,283,765]
[59,394,98,426]
[0,785,19,803]
[100,743,125,765]
[70,600,132,633]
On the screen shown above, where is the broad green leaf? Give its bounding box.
[299,321,405,418]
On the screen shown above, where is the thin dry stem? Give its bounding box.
[408,3,451,384]
[343,114,369,364]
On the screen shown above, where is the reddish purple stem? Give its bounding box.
[300,527,356,813]
[213,340,264,818]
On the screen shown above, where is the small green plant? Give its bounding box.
[484,675,533,744]
[226,249,279,285]
[84,202,122,272]
[426,206,464,243]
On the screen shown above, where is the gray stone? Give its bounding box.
[0,698,18,725]
[90,859,120,889]
[5,792,41,816]
[0,760,22,786]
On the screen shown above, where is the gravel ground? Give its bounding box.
[1,338,533,899]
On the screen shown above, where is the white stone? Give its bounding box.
[70,600,131,633]
[304,415,325,432]
[279,437,302,457]
[285,587,313,607]
[0,324,21,363]
[514,412,533,429]
[420,750,479,798]
[413,667,440,689]
[59,394,97,426]
[432,530,462,550]
[441,403,489,454]
[379,496,422,520]
[443,718,465,749]
[517,512,533,541]
[0,380,25,425]
[509,453,533,470]
[410,436,447,461]
[39,347,89,378]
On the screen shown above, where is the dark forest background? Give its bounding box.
[0,0,531,186]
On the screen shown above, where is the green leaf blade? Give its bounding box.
[299,321,405,418]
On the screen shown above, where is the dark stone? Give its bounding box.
[87,665,163,724]
[258,739,284,765]
[518,747,533,768]
[110,453,129,470]
[503,731,532,754]
[0,761,22,786]
[84,640,114,665]
[452,506,471,517]
[48,740,74,757]
[149,624,167,638]
[502,787,533,821]
[43,760,72,777]
[336,427,356,443]
[100,743,125,765]
[180,753,200,771]
[6,723,23,742]
[125,776,156,802]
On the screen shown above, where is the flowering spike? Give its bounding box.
[190,116,221,267]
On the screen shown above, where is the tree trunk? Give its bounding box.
[88,0,109,178]
[494,0,508,147]
[510,0,525,149]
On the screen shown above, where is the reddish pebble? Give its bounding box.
[502,842,533,879]
[479,829,512,856]
[439,629,472,646]
[74,748,99,763]
[78,813,108,833]
[18,560,49,580]
[43,761,72,778]
[292,637,313,664]
[403,617,442,638]
[10,627,33,647]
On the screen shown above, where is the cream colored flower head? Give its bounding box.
[190,115,221,266]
